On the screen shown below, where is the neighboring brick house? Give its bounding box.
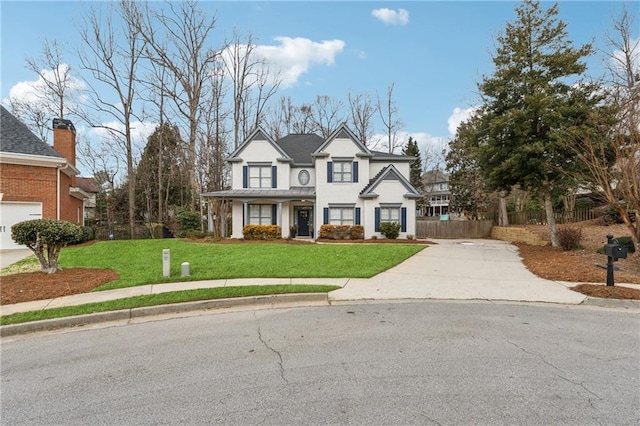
[0,106,89,249]
[202,123,421,239]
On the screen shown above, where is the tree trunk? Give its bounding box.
[498,193,509,226]
[544,190,559,247]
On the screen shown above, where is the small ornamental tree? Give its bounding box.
[11,219,81,274]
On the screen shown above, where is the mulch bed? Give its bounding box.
[1,268,119,305]
[571,284,640,300]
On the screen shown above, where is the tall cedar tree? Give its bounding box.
[136,123,191,224]
[402,137,424,192]
[446,115,490,219]
[476,0,599,247]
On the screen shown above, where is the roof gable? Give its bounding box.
[0,106,63,158]
[228,127,289,161]
[359,164,421,198]
[314,123,371,156]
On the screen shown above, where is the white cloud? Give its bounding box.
[252,37,346,87]
[447,106,478,135]
[6,64,86,109]
[371,8,409,26]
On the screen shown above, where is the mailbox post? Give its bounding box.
[604,234,628,286]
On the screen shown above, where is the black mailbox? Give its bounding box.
[604,234,628,286]
[605,238,628,261]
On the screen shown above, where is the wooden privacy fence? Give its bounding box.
[507,208,598,226]
[416,219,494,239]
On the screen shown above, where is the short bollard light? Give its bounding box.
[604,234,628,286]
[163,249,170,277]
[181,262,190,277]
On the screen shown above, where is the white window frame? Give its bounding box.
[249,166,272,188]
[380,207,400,223]
[330,207,354,225]
[333,161,352,183]
[249,204,272,225]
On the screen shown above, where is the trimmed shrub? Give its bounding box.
[177,209,202,236]
[243,225,281,240]
[557,225,583,251]
[11,219,82,274]
[350,225,364,240]
[319,225,364,240]
[379,222,401,239]
[77,226,96,244]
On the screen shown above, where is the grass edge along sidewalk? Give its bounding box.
[0,285,341,326]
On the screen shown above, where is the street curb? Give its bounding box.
[580,296,640,310]
[0,293,329,337]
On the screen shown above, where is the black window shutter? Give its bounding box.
[271,204,277,225]
[355,207,361,225]
[242,166,248,188]
[375,207,381,232]
[401,207,407,232]
[327,162,333,183]
[323,207,329,224]
[353,161,358,183]
[272,166,277,188]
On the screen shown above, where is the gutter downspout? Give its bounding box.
[57,163,69,220]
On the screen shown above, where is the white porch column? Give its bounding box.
[278,201,283,237]
[207,200,214,233]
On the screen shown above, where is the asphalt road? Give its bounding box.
[2,301,639,425]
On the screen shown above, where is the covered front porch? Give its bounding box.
[201,187,316,239]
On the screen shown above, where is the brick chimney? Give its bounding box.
[52,118,76,167]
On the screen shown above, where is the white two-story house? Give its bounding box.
[202,124,421,239]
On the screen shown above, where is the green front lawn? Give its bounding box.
[57,240,426,290]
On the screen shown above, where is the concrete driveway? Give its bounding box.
[0,249,32,269]
[329,239,587,304]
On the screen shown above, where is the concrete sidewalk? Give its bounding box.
[2,239,615,319]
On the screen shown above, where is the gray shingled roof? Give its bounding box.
[202,187,316,200]
[0,106,63,158]
[274,134,324,165]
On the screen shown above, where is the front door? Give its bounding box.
[296,208,310,236]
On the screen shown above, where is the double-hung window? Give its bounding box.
[248,204,272,225]
[249,166,272,188]
[333,161,352,183]
[330,207,354,225]
[327,160,358,183]
[375,204,407,232]
[380,207,400,223]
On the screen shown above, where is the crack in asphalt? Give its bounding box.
[506,340,601,401]
[257,325,288,384]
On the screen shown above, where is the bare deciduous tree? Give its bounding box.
[347,90,377,146]
[310,95,345,138]
[26,39,73,119]
[377,83,405,153]
[565,7,639,246]
[135,0,220,210]
[78,0,147,238]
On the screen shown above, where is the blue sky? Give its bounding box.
[1,1,637,172]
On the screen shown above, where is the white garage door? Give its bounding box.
[0,202,42,249]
